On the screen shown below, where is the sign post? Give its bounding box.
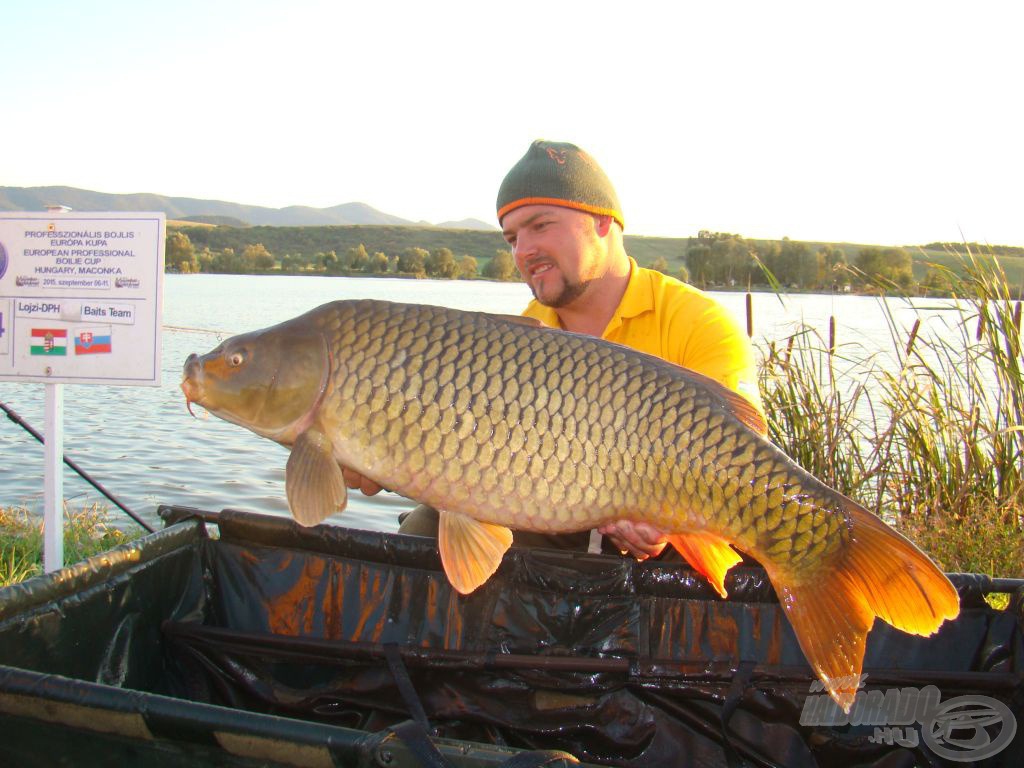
[43,383,64,572]
[0,211,165,571]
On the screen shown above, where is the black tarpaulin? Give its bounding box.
[0,505,1021,767]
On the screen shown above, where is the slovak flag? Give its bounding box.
[74,327,113,355]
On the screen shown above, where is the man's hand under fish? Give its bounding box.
[341,466,386,497]
[341,466,669,560]
[598,520,669,560]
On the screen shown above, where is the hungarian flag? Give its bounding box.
[30,328,67,356]
[74,327,113,355]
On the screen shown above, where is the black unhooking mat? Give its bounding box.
[0,505,1021,767]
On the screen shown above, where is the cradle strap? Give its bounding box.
[720,660,757,768]
[384,643,432,731]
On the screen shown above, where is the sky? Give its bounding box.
[3,0,1023,247]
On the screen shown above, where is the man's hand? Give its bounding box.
[341,466,385,496]
[597,520,668,560]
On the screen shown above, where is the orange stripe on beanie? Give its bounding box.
[496,140,624,230]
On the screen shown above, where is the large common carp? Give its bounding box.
[181,299,959,712]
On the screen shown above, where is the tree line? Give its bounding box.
[166,230,520,280]
[923,242,1024,257]
[686,231,921,292]
[164,222,694,280]
[165,225,1021,295]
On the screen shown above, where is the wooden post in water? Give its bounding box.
[746,292,753,338]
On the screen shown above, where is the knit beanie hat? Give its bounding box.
[496,140,624,229]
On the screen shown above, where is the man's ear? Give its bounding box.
[594,214,613,237]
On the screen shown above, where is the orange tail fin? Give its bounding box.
[770,503,960,712]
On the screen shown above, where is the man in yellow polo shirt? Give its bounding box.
[498,140,760,413]
[353,140,763,559]
[491,140,763,558]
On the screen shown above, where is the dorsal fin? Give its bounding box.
[491,314,549,329]
[664,362,768,437]
[716,384,768,437]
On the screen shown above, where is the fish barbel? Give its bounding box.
[181,299,959,711]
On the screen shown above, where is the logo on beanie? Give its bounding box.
[545,148,568,165]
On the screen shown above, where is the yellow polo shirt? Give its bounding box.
[522,257,764,417]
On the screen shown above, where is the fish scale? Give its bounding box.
[314,301,833,556]
[182,298,960,712]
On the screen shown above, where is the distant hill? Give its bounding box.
[436,218,497,231]
[0,185,497,230]
[177,215,250,227]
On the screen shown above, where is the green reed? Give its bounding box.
[760,330,881,505]
[757,250,1023,577]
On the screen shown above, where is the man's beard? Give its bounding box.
[533,274,591,308]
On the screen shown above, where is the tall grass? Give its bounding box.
[0,504,139,587]
[758,250,1023,577]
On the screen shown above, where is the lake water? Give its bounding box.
[0,274,961,533]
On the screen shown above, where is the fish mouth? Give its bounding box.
[181,353,204,418]
[181,377,201,418]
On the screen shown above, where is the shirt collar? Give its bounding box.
[599,256,652,337]
[616,256,655,320]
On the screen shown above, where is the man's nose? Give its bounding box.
[512,233,535,262]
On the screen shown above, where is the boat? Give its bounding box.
[0,505,1021,766]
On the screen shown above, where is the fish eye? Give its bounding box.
[228,349,247,366]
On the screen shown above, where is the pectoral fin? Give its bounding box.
[438,510,513,595]
[666,531,743,598]
[285,428,348,526]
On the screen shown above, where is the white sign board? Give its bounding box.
[0,212,165,386]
